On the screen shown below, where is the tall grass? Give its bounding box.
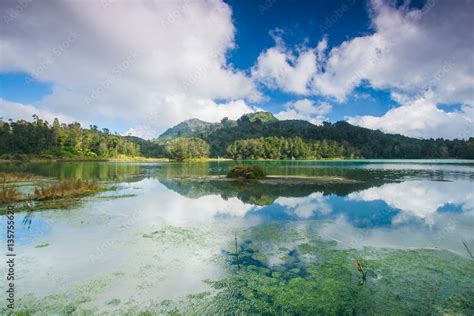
[0,180,21,203]
[34,179,100,200]
[0,172,41,182]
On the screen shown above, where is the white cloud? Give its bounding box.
[0,98,77,124]
[311,0,474,105]
[275,99,332,125]
[2,0,473,139]
[348,180,474,224]
[348,98,474,139]
[251,33,320,95]
[275,192,332,219]
[0,0,260,137]
[252,0,474,139]
[124,95,258,138]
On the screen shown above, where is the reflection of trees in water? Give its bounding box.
[159,177,386,206]
[0,162,147,182]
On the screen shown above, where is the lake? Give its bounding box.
[1,160,473,314]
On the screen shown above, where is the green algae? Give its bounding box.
[6,221,474,315]
[107,298,121,306]
[198,222,474,315]
[0,273,120,315]
[141,225,207,248]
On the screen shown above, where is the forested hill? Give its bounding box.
[158,112,474,159]
[1,113,473,160]
[0,117,140,159]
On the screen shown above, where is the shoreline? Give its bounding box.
[0,157,472,164]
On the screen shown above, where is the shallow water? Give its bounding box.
[0,160,473,314]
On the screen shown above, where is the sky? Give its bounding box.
[0,0,473,139]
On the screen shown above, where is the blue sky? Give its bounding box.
[0,0,472,139]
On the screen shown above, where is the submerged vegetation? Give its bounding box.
[227,165,266,179]
[199,223,474,315]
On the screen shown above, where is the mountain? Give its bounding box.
[155,112,474,159]
[158,118,220,140]
[158,111,278,140]
[242,111,278,123]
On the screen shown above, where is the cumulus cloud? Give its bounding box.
[251,33,321,94]
[313,0,474,105]
[0,98,77,124]
[275,192,332,219]
[348,98,474,139]
[0,0,260,137]
[253,0,474,138]
[2,0,473,139]
[275,99,332,125]
[348,180,474,224]
[124,95,258,138]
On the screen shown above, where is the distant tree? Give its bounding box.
[163,137,210,161]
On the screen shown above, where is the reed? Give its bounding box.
[0,172,41,182]
[355,259,367,285]
[34,179,101,201]
[462,240,473,259]
[0,180,21,203]
[235,232,241,271]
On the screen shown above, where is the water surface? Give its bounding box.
[1,160,473,314]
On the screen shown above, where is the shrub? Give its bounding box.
[226,165,266,179]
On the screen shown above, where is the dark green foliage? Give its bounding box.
[239,111,278,124]
[3,112,474,160]
[226,165,266,179]
[0,116,140,159]
[158,118,220,140]
[203,118,474,159]
[226,136,359,160]
[163,137,210,161]
[123,135,165,157]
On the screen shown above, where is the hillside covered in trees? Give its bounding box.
[226,137,360,160]
[1,112,473,161]
[0,116,139,159]
[159,112,474,160]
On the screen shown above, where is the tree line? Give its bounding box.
[0,116,139,159]
[226,136,360,160]
[203,119,474,159]
[161,137,209,161]
[2,116,473,161]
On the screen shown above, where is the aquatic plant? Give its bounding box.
[462,240,473,259]
[0,172,42,182]
[201,222,474,315]
[355,258,367,285]
[226,165,266,179]
[34,179,102,201]
[235,232,241,271]
[0,178,22,204]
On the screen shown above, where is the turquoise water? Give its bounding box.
[0,160,473,314]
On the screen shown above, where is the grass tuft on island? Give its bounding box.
[1,178,118,213]
[227,165,267,179]
[1,172,43,182]
[34,179,107,201]
[0,184,21,204]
